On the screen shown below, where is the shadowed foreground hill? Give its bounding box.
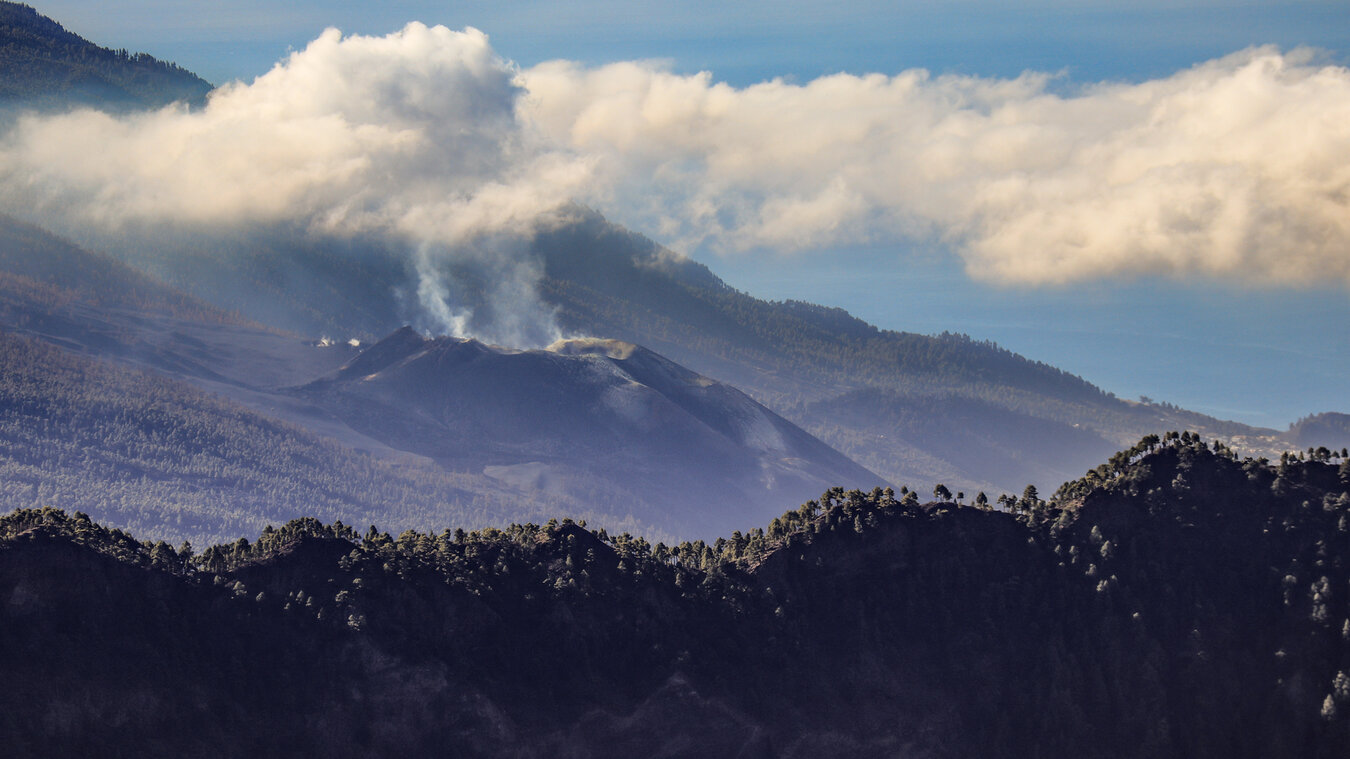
[4,435,1350,757]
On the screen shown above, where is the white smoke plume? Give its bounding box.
[1,23,1347,348]
[0,23,590,345]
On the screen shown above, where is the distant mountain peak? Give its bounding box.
[332,325,429,380]
[330,328,522,383]
[0,1,212,110]
[1288,412,1350,449]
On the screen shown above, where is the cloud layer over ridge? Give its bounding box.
[2,22,1347,342]
[523,46,1350,287]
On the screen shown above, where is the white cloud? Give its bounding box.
[0,23,593,344]
[5,24,552,229]
[1,24,1347,348]
[520,47,1350,287]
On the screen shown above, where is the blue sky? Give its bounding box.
[41,1,1350,87]
[32,1,1350,429]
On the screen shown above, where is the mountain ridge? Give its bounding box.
[0,1,211,110]
[3,438,1349,757]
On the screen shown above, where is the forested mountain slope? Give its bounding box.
[0,1,210,110]
[0,214,240,324]
[1291,413,1350,449]
[4,436,1349,757]
[537,211,1104,406]
[531,212,1301,490]
[0,330,622,546]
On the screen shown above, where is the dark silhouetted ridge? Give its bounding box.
[3,436,1350,757]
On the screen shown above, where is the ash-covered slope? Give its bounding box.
[301,327,884,538]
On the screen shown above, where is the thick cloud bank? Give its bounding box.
[523,47,1350,286]
[1,24,1347,344]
